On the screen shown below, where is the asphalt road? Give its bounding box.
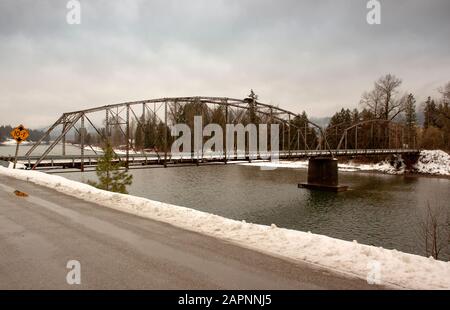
[0,175,381,289]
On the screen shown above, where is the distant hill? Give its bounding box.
[309,116,331,127]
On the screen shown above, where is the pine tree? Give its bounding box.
[404,93,417,147]
[423,97,438,129]
[135,114,146,150]
[88,142,133,194]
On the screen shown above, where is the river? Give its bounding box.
[2,144,450,259]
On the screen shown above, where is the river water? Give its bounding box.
[1,144,450,259]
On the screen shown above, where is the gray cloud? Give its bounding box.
[0,0,449,128]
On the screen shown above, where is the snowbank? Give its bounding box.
[242,150,450,176]
[0,167,449,289]
[7,162,26,169]
[414,150,450,176]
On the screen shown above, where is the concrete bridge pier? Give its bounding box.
[299,157,348,192]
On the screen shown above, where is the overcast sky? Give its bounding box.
[0,0,449,128]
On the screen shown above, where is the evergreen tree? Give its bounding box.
[134,122,144,149]
[88,142,133,194]
[290,111,318,149]
[326,108,352,148]
[423,97,438,129]
[404,93,417,147]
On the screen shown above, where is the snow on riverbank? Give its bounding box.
[70,144,140,155]
[414,150,450,176]
[1,166,449,289]
[0,138,33,146]
[242,150,450,176]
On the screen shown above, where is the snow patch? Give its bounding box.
[242,150,450,176]
[414,150,450,176]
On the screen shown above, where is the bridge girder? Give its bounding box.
[26,96,334,169]
[23,96,416,170]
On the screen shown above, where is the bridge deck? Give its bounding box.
[0,149,420,170]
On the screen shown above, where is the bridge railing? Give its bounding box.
[3,148,420,170]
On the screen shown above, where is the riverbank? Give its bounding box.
[1,165,449,289]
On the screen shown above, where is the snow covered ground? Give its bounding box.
[1,166,449,289]
[71,144,139,155]
[0,138,33,146]
[242,150,450,176]
[413,150,450,176]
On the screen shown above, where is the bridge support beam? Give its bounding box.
[80,114,85,172]
[299,157,348,192]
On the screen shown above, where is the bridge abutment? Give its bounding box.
[299,157,348,192]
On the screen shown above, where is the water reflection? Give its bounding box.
[53,163,450,260]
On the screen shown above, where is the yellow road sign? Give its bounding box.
[10,125,29,144]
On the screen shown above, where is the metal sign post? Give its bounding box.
[13,142,20,169]
[10,125,30,169]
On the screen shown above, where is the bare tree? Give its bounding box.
[361,74,405,121]
[359,87,384,118]
[417,202,449,260]
[375,74,404,120]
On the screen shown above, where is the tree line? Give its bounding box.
[0,125,50,143]
[326,74,450,151]
[68,76,450,153]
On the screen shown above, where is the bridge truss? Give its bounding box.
[17,96,418,171]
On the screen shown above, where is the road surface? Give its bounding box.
[0,175,382,289]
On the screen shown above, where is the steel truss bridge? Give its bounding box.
[2,96,420,171]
